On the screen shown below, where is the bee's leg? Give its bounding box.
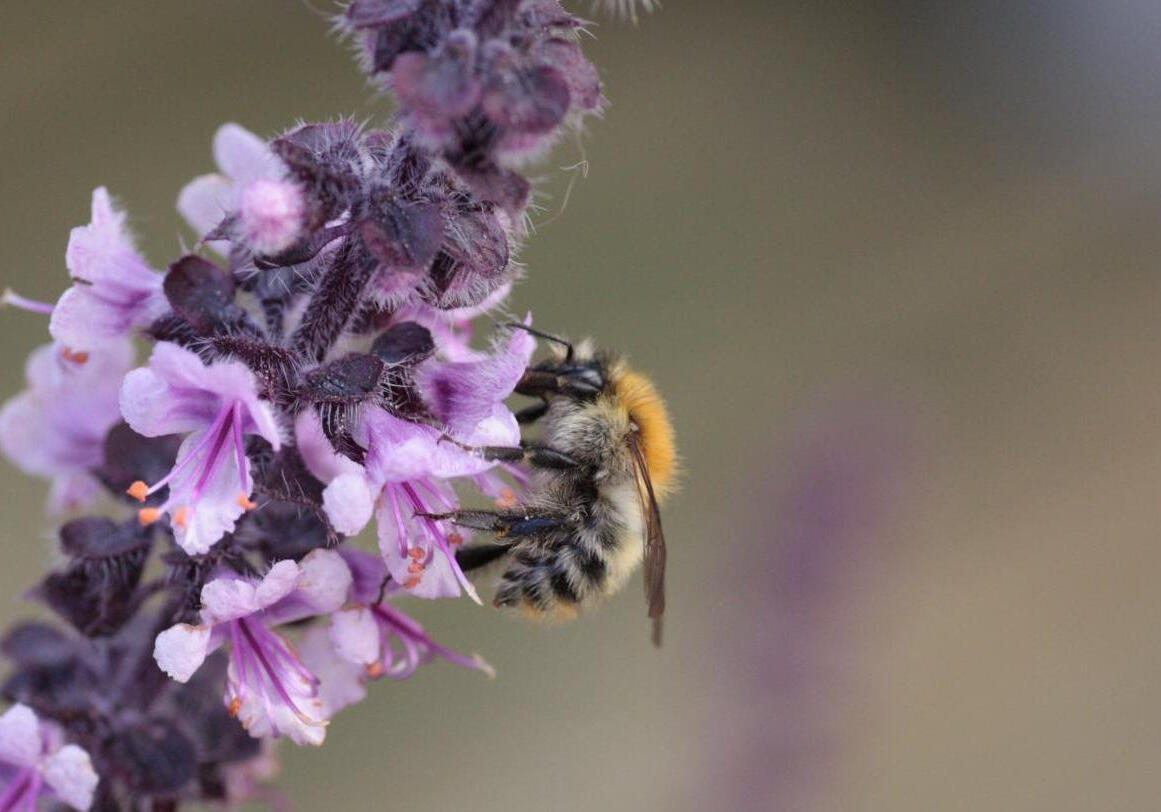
[514,369,599,399]
[515,400,549,424]
[455,543,511,574]
[441,436,580,470]
[418,509,569,538]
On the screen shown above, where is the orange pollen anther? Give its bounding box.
[126,480,149,502]
[228,697,242,718]
[173,507,190,529]
[407,548,426,561]
[404,576,422,589]
[60,347,89,365]
[237,492,257,510]
[496,488,517,509]
[447,531,464,547]
[137,508,162,526]
[407,562,425,575]
[365,662,385,679]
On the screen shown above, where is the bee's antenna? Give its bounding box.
[501,323,574,362]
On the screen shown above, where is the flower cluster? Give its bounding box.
[0,1,635,807]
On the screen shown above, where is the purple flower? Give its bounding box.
[239,178,307,256]
[297,322,531,601]
[414,315,535,437]
[0,704,98,811]
[0,339,134,512]
[153,550,353,746]
[49,187,167,352]
[119,342,282,554]
[297,625,367,718]
[177,123,289,243]
[330,599,494,680]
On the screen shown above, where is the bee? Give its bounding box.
[427,326,677,645]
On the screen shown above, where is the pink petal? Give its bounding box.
[119,363,216,439]
[200,577,261,624]
[293,550,352,614]
[414,319,535,437]
[65,187,156,286]
[213,123,279,186]
[298,626,366,718]
[176,173,234,237]
[363,409,495,483]
[253,560,302,609]
[239,179,305,255]
[166,431,248,555]
[49,286,145,349]
[330,608,380,666]
[294,410,363,482]
[42,744,99,811]
[322,473,375,536]
[47,471,103,515]
[0,704,41,768]
[153,623,212,682]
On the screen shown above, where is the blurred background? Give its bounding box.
[4,1,1161,809]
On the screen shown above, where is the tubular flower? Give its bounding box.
[153,550,352,746]
[0,339,134,512]
[177,123,302,252]
[295,320,533,603]
[330,598,494,681]
[0,704,98,811]
[50,187,167,352]
[119,342,282,554]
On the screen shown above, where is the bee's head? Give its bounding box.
[509,325,611,401]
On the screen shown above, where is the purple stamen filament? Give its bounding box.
[140,401,236,498]
[371,603,491,676]
[400,481,478,600]
[232,619,317,726]
[1,288,54,316]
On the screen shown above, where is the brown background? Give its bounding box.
[3,2,1161,810]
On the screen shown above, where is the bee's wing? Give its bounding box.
[629,432,666,647]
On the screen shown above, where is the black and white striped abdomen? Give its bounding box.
[494,481,645,619]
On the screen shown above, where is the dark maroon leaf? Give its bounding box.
[369,3,451,72]
[442,205,509,277]
[371,321,435,365]
[346,0,423,28]
[359,199,444,271]
[59,516,151,561]
[300,354,385,403]
[96,422,182,507]
[482,64,571,134]
[108,720,197,793]
[536,38,602,110]
[392,30,479,121]
[1,622,76,669]
[163,255,242,334]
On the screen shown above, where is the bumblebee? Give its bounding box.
[428,327,677,645]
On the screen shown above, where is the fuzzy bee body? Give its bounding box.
[447,333,676,644]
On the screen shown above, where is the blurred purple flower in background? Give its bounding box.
[695,398,912,812]
[0,339,133,513]
[0,704,98,811]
